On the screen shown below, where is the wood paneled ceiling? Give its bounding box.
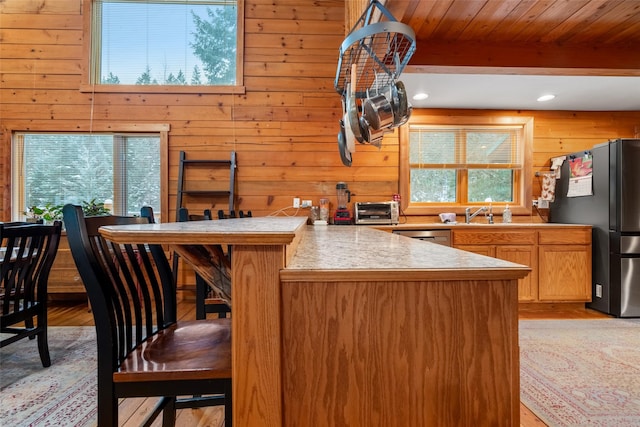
[383,0,640,76]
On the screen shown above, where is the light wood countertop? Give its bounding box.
[282,225,530,282]
[99,216,308,245]
[100,219,532,282]
[376,222,592,230]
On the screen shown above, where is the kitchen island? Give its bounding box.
[99,218,530,426]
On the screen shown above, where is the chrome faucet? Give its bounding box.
[465,206,488,224]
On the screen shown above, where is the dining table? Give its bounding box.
[99,217,530,427]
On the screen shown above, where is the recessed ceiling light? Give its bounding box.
[537,94,556,102]
[413,92,429,101]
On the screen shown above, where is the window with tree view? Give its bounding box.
[408,125,523,206]
[12,133,161,220]
[92,0,238,86]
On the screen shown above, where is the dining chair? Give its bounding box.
[63,204,232,427]
[174,207,232,320]
[217,209,252,219]
[0,221,62,367]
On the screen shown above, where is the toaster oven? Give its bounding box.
[354,201,399,225]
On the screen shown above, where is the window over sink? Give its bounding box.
[398,113,533,215]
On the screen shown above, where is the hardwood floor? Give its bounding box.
[47,298,611,427]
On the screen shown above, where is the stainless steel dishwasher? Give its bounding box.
[392,229,451,246]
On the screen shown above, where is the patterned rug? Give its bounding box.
[3,322,639,426]
[520,319,640,426]
[0,326,98,427]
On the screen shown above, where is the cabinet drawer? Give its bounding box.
[453,230,536,245]
[538,228,591,245]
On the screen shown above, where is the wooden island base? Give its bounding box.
[280,278,519,426]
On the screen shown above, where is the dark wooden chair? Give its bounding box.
[175,207,232,320]
[216,209,252,219]
[0,221,62,367]
[63,204,231,427]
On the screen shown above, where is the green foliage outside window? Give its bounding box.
[190,5,238,85]
[94,0,238,86]
[16,133,160,219]
[410,169,456,202]
[468,170,513,203]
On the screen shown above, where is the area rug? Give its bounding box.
[0,326,98,427]
[4,322,640,426]
[520,319,640,426]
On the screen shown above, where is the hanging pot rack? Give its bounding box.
[334,0,416,99]
[334,1,416,166]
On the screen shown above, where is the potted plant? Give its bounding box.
[81,198,111,216]
[24,203,64,223]
[25,199,111,223]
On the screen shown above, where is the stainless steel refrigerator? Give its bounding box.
[550,139,640,317]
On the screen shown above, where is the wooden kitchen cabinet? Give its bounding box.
[48,234,85,296]
[452,226,590,303]
[456,243,537,301]
[453,230,537,302]
[455,244,495,258]
[538,229,591,302]
[497,245,538,302]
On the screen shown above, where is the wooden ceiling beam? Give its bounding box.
[407,40,640,76]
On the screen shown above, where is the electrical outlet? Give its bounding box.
[293,197,300,208]
[538,198,550,209]
[532,199,538,207]
[595,283,603,298]
[301,200,312,208]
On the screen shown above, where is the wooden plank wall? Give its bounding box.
[345,0,370,32]
[1,0,640,224]
[417,110,640,222]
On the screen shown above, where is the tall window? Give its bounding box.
[90,0,240,87]
[12,132,162,220]
[400,115,533,214]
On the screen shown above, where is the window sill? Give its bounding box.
[79,84,247,95]
[403,204,530,216]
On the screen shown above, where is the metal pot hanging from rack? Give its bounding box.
[334,0,416,166]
